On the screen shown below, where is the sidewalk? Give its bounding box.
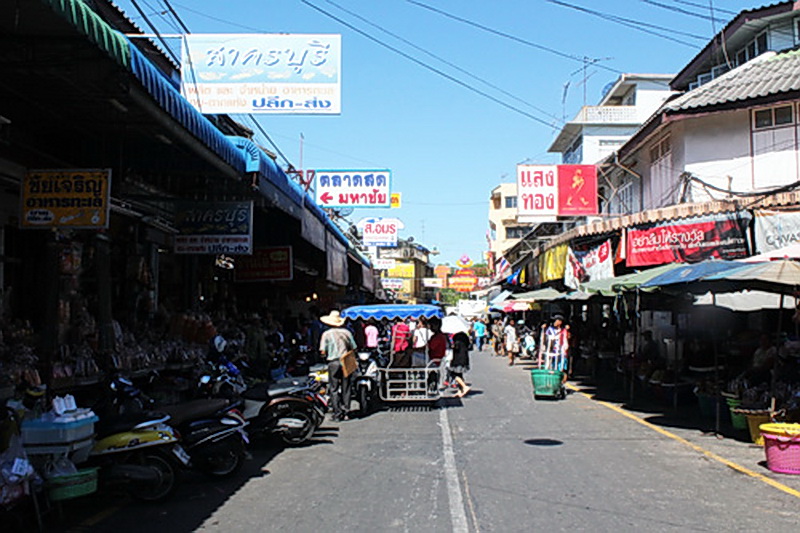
[497,351,800,498]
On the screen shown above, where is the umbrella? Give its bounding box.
[702,260,800,295]
[441,315,471,334]
[501,300,532,312]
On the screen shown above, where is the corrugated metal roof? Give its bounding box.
[666,50,800,112]
[43,0,130,67]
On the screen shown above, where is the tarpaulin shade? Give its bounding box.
[639,261,748,289]
[512,287,565,302]
[341,304,444,321]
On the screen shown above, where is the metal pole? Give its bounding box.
[712,293,721,436]
[771,293,785,414]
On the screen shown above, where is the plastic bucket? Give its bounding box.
[760,423,800,475]
[726,398,746,429]
[746,412,771,446]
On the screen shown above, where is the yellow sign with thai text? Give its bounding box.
[387,262,414,278]
[21,169,111,229]
[390,193,401,209]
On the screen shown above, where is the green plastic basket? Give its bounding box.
[726,398,747,430]
[531,369,563,397]
[47,467,98,501]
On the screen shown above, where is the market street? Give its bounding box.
[57,348,799,533]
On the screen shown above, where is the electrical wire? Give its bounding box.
[403,0,623,75]
[172,2,267,32]
[128,0,180,64]
[544,0,706,47]
[639,0,724,24]
[670,0,736,16]
[319,0,563,123]
[300,0,559,129]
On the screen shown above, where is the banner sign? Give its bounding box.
[387,263,414,279]
[182,34,341,114]
[373,258,396,270]
[564,240,614,289]
[626,212,751,267]
[448,276,478,292]
[423,277,444,288]
[315,170,391,208]
[434,265,451,278]
[357,217,403,247]
[517,164,597,221]
[753,210,800,253]
[21,169,111,229]
[174,201,253,254]
[538,244,568,283]
[381,278,404,290]
[235,246,293,282]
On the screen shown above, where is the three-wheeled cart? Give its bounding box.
[532,328,568,400]
[340,304,445,403]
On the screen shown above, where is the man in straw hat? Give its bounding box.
[319,310,357,421]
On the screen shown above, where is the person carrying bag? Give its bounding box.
[319,310,357,421]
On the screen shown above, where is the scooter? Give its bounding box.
[354,350,382,416]
[520,332,537,360]
[241,377,325,446]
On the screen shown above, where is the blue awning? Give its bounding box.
[341,304,444,321]
[640,260,749,289]
[227,136,304,208]
[128,45,246,175]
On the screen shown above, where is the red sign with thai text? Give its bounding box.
[235,246,293,281]
[626,214,749,267]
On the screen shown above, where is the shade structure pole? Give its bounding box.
[630,290,640,403]
[712,292,720,436]
[771,293,785,414]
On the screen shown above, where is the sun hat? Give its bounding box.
[552,313,565,321]
[320,310,346,327]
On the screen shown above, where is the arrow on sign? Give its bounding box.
[319,192,333,204]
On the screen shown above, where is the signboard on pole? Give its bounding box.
[235,246,293,281]
[21,169,111,229]
[357,217,403,247]
[181,34,341,114]
[174,201,253,254]
[517,164,598,221]
[381,278,404,290]
[314,170,391,208]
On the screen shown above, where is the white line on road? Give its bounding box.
[440,407,469,533]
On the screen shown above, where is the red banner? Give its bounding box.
[235,246,293,281]
[626,214,750,267]
[558,165,598,216]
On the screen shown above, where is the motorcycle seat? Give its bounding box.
[161,399,230,427]
[96,411,170,439]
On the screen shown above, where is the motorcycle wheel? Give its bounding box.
[127,449,179,503]
[199,436,245,478]
[359,386,370,417]
[280,408,316,446]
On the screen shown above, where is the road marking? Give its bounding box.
[440,408,469,532]
[568,384,800,500]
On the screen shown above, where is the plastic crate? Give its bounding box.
[22,415,98,445]
[47,467,99,501]
[531,369,563,397]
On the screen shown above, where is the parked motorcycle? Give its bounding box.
[241,377,325,446]
[354,350,383,416]
[520,332,537,360]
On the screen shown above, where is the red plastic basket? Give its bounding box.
[761,425,800,475]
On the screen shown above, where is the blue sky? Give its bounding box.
[115,0,762,265]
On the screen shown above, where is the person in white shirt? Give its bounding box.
[412,317,432,367]
[504,321,518,366]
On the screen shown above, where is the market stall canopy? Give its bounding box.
[488,290,513,306]
[512,287,565,302]
[637,261,745,291]
[499,300,533,312]
[560,290,592,301]
[694,290,797,312]
[340,304,444,321]
[702,260,800,295]
[741,244,800,262]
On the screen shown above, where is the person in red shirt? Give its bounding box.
[426,317,448,394]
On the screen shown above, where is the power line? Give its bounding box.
[172,2,266,32]
[403,0,623,75]
[129,0,180,63]
[300,0,559,129]
[639,0,724,24]
[319,0,563,123]
[670,0,736,16]
[544,0,705,47]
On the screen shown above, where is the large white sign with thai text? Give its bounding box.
[315,170,391,208]
[357,217,403,247]
[517,164,558,222]
[181,34,341,114]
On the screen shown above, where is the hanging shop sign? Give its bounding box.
[516,164,597,222]
[448,275,478,293]
[315,170,391,208]
[21,169,111,229]
[181,34,341,114]
[387,262,414,279]
[391,193,402,209]
[326,232,349,286]
[174,201,253,254]
[234,246,293,282]
[564,239,614,289]
[357,217,403,247]
[434,265,451,278]
[381,278,404,290]
[373,258,396,270]
[753,210,800,253]
[423,277,444,288]
[626,212,751,268]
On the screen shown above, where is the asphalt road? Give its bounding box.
[56,349,800,532]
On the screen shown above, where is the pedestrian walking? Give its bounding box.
[319,310,357,421]
[504,319,519,366]
[492,319,504,357]
[450,330,472,398]
[473,319,487,351]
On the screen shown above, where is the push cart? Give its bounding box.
[530,368,566,399]
[340,304,444,403]
[532,326,568,400]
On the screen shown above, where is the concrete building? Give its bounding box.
[488,182,530,258]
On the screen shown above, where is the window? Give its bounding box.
[648,135,672,208]
[505,226,526,239]
[599,139,625,147]
[737,31,768,66]
[753,105,795,130]
[564,137,583,164]
[504,195,517,209]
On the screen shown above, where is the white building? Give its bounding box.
[488,182,529,257]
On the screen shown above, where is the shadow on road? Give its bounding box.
[523,438,564,446]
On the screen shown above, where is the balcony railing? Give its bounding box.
[571,105,639,124]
